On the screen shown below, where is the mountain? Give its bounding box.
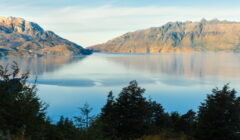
[88,19,240,53]
[0,16,91,56]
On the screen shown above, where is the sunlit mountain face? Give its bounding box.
[88,19,240,53]
[0,17,92,56]
[1,1,240,139]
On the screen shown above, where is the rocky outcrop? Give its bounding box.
[88,19,240,53]
[0,17,92,56]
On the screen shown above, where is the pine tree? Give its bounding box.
[196,84,240,140]
[0,63,47,139]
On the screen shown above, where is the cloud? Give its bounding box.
[1,3,240,46]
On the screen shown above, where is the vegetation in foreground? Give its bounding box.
[0,63,240,140]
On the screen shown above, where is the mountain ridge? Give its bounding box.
[88,19,240,53]
[0,16,91,56]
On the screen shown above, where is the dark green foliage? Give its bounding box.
[101,81,169,140]
[169,110,197,134]
[1,63,240,140]
[74,103,95,140]
[196,84,240,140]
[0,63,47,140]
[179,110,196,134]
[44,116,81,140]
[87,116,106,140]
[101,81,149,140]
[100,91,118,139]
[56,117,80,140]
[114,80,150,139]
[74,103,93,129]
[147,100,171,134]
[170,111,181,131]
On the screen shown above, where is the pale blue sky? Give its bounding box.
[0,0,240,46]
[2,0,240,8]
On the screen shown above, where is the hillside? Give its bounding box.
[88,19,240,53]
[0,17,91,56]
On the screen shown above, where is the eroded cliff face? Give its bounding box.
[88,19,240,53]
[0,17,91,56]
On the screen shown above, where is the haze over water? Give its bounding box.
[1,52,240,121]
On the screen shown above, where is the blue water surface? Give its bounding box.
[1,53,240,122]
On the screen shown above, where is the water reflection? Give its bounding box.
[0,56,86,75]
[37,78,96,87]
[105,53,240,79]
[0,53,239,121]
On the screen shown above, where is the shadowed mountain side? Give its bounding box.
[88,19,240,53]
[0,56,86,75]
[105,53,240,78]
[0,16,92,56]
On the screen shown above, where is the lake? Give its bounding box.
[1,52,240,122]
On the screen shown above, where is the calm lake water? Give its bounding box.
[1,53,240,122]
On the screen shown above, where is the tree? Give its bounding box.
[54,116,80,140]
[170,111,181,132]
[0,63,47,140]
[114,80,150,139]
[75,103,93,129]
[101,81,153,140]
[147,100,170,133]
[172,110,196,135]
[74,103,94,140]
[100,91,117,139]
[196,84,240,140]
[179,110,196,134]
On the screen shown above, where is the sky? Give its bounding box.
[1,0,240,47]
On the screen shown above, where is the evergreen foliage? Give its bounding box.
[0,64,239,140]
[196,84,240,140]
[0,63,47,140]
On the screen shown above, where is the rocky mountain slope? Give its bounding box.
[88,19,240,53]
[0,17,91,56]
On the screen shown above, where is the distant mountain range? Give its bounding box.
[88,19,240,53]
[0,17,91,56]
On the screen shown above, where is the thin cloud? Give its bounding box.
[1,4,240,46]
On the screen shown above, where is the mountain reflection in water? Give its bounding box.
[0,56,86,75]
[105,53,240,79]
[0,53,239,121]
